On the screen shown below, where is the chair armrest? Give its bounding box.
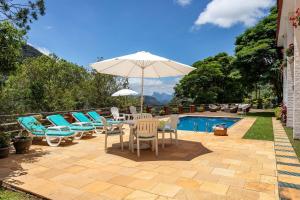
[48,126,70,131]
[72,122,92,126]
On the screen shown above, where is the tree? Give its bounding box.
[234,6,282,102]
[0,56,126,114]
[0,0,45,30]
[174,53,244,104]
[0,21,25,84]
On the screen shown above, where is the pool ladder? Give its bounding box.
[193,122,210,133]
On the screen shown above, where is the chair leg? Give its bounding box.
[175,131,178,145]
[128,133,131,150]
[162,132,165,148]
[170,132,172,144]
[155,137,158,156]
[137,138,140,157]
[105,134,108,151]
[152,140,155,151]
[120,135,123,151]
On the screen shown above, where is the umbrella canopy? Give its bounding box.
[91,51,195,111]
[112,89,138,97]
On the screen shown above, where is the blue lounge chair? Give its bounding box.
[71,112,103,133]
[47,114,96,139]
[87,111,120,125]
[18,116,76,147]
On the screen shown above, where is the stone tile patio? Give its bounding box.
[0,116,279,200]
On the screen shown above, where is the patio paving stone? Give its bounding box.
[0,116,281,199]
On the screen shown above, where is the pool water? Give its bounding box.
[177,116,241,132]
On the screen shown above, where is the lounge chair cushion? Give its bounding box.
[32,130,75,137]
[47,114,95,131]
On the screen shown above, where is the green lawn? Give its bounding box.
[242,112,274,141]
[0,188,35,200]
[284,127,300,161]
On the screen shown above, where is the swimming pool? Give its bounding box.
[177,116,241,132]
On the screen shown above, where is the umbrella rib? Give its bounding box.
[152,63,161,78]
[95,59,125,74]
[162,61,186,75]
[125,61,140,77]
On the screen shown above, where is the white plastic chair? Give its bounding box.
[100,116,124,151]
[129,106,138,114]
[111,107,125,121]
[134,119,159,157]
[159,115,179,148]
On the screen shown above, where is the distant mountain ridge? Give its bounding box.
[22,44,43,58]
[152,92,173,105]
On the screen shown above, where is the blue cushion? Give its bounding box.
[47,114,70,126]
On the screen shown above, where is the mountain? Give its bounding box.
[152,92,173,105]
[143,95,160,106]
[21,44,43,59]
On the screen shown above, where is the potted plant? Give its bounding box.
[12,118,34,154]
[286,44,294,63]
[159,109,165,116]
[0,133,11,159]
[12,133,32,154]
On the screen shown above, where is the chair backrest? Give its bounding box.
[142,113,153,119]
[132,113,152,120]
[169,115,179,130]
[129,106,137,114]
[72,112,91,123]
[135,119,159,138]
[87,111,101,122]
[47,114,70,126]
[17,116,46,133]
[111,107,120,118]
[99,116,108,128]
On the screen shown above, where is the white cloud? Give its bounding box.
[28,43,51,55]
[36,47,51,55]
[129,77,182,95]
[44,26,53,30]
[194,0,274,28]
[175,0,192,7]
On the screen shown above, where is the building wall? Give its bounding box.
[293,20,300,139]
[286,12,295,128]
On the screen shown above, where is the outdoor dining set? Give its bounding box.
[17,106,179,158]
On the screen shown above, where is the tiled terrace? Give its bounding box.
[0,116,279,200]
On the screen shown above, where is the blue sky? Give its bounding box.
[26,0,275,95]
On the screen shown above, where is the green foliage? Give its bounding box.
[0,21,25,82]
[0,56,126,114]
[0,0,45,30]
[274,107,281,120]
[0,132,11,148]
[174,53,244,104]
[0,188,35,200]
[234,6,282,102]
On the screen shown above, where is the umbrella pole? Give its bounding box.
[140,68,144,113]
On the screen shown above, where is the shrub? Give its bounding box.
[0,133,11,148]
[171,107,179,114]
[274,107,281,120]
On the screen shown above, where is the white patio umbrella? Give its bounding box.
[112,89,138,97]
[91,51,195,112]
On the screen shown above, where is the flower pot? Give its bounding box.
[13,137,32,154]
[178,105,183,114]
[190,105,196,113]
[0,147,9,159]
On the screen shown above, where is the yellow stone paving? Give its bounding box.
[0,116,279,199]
[272,118,300,200]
